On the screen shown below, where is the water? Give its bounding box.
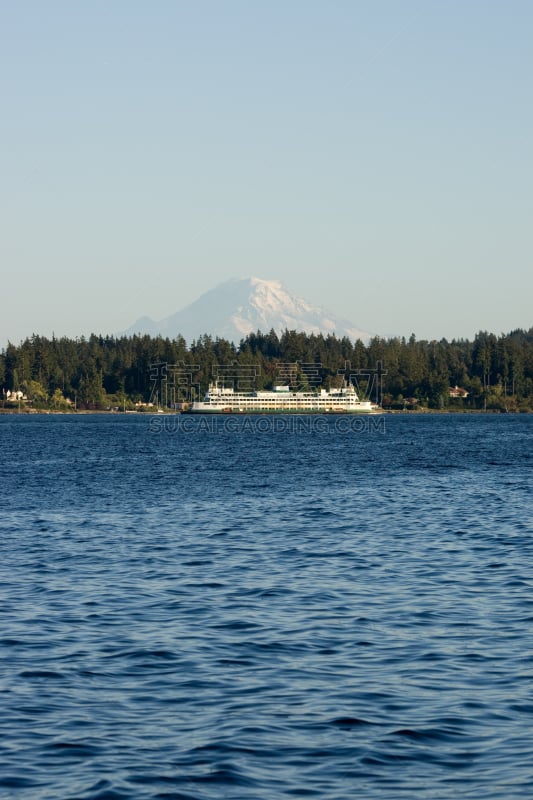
[1,413,532,799]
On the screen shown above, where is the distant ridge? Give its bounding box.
[123,277,371,343]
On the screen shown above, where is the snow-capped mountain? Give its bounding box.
[123,278,371,343]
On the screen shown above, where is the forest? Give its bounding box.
[1,327,533,412]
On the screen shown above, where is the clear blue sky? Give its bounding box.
[1,0,532,346]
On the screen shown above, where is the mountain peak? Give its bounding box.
[124,277,371,343]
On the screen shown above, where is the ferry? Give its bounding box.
[189,382,381,414]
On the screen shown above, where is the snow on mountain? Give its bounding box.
[123,278,371,343]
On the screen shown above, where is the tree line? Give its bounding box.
[1,327,533,411]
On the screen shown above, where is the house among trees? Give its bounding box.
[5,389,27,402]
[449,385,469,399]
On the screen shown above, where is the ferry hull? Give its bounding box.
[188,402,381,414]
[188,410,381,414]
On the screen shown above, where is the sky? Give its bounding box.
[1,0,532,346]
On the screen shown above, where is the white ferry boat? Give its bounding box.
[189,383,381,414]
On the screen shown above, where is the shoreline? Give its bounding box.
[0,407,530,416]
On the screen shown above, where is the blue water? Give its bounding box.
[1,413,532,799]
